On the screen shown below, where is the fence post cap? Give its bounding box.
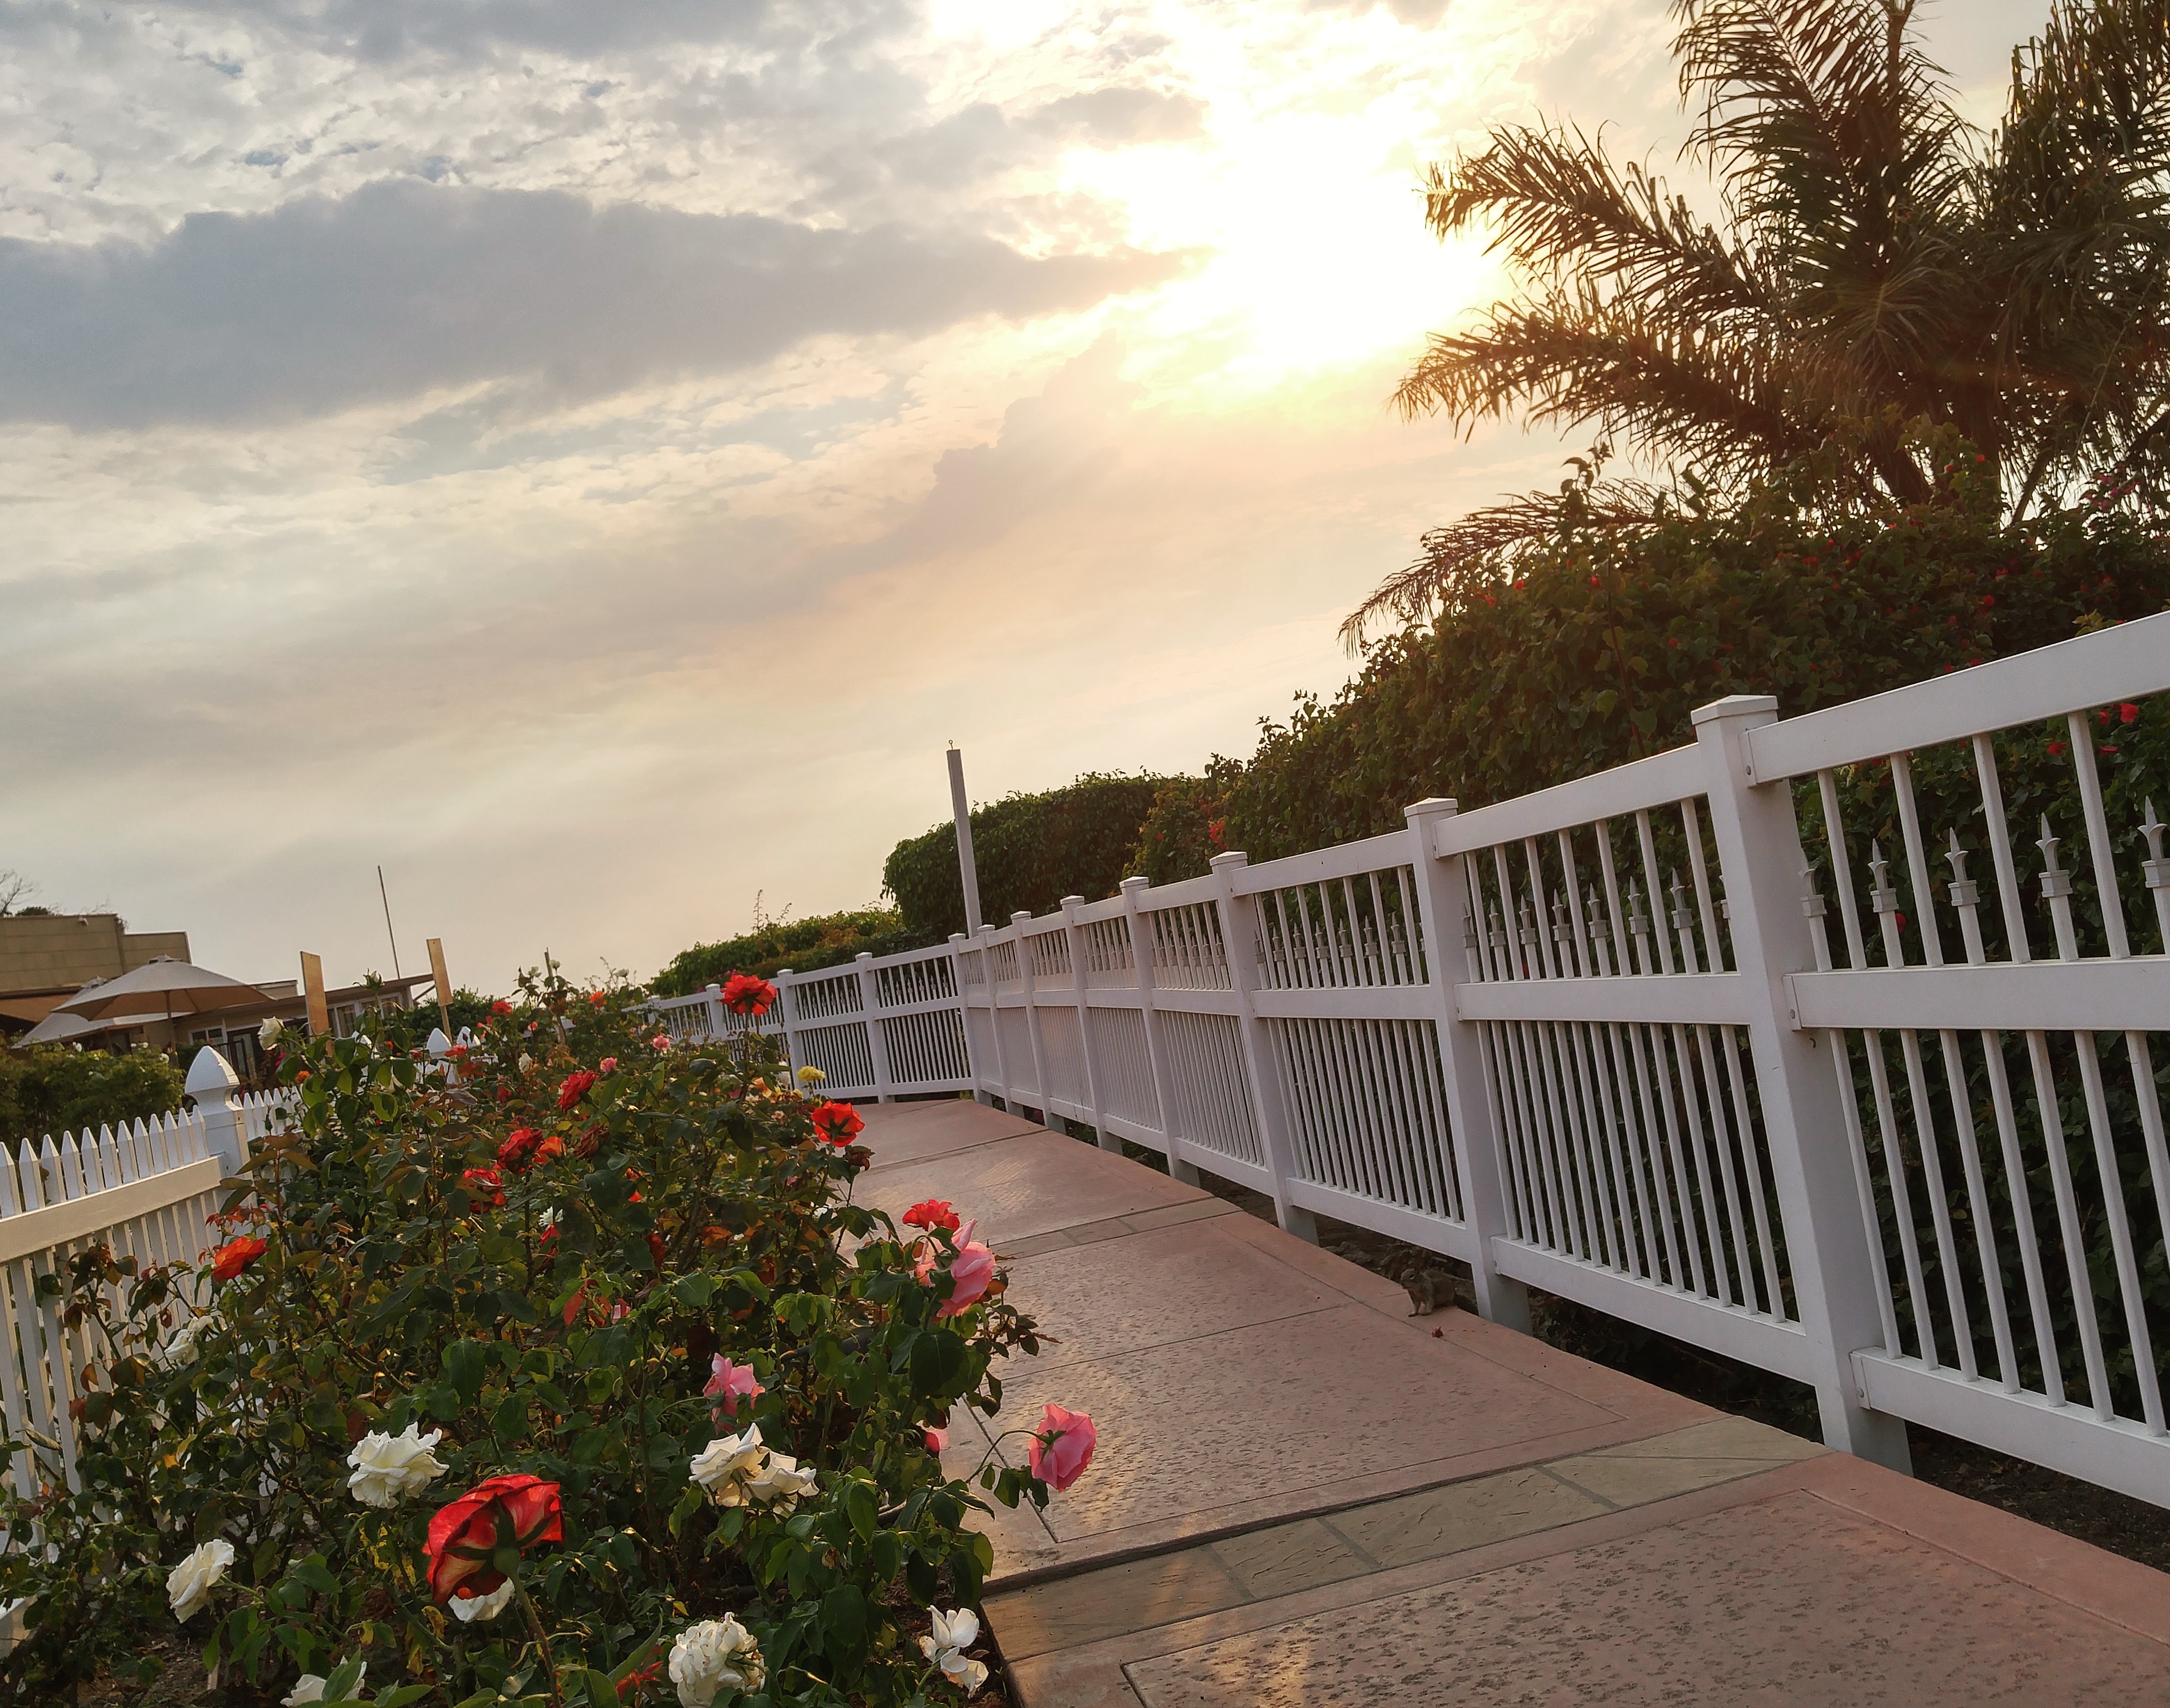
[705,983,722,993]
[1208,851,1250,871]
[1118,875,1150,893]
[855,951,873,964]
[1690,693,1779,727]
[1011,911,1033,925]
[1405,796,1459,820]
[183,1044,238,1098]
[425,1027,451,1056]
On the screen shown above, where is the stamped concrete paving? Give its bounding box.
[858,1100,2170,1706]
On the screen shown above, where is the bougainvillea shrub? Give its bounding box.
[1,972,1090,1706]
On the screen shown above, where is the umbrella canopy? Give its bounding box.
[55,957,268,1020]
[15,1006,118,1046]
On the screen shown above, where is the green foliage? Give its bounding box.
[654,908,929,997]
[367,986,504,1054]
[1,973,1064,1706]
[1132,497,2170,879]
[1366,0,2170,635]
[884,774,1175,939]
[0,1043,185,1145]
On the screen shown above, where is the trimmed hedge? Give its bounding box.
[653,907,934,995]
[1135,499,2170,873]
[0,1043,184,1146]
[884,774,1174,939]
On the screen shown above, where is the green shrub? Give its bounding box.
[1131,498,2170,876]
[883,774,1175,938]
[0,1043,185,1145]
[2,973,1082,1706]
[655,907,932,996]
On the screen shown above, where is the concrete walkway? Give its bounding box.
[859,1101,2170,1706]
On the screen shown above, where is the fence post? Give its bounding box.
[1012,913,1054,1127]
[1122,876,1199,1185]
[854,953,896,1103]
[1404,799,1532,1331]
[771,975,804,1079]
[976,924,1015,1110]
[184,1045,247,1177]
[1693,694,1913,1472]
[1209,852,1317,1242]
[950,934,994,1105]
[702,981,727,1047]
[1062,897,1120,1152]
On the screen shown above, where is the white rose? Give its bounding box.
[517,1053,536,1074]
[345,1423,447,1508]
[151,1310,213,1371]
[260,1017,285,1050]
[282,1662,362,1706]
[450,1578,517,1623]
[922,1607,987,1695]
[744,1451,817,1513]
[167,1538,235,1622]
[669,1615,765,1706]
[689,1426,767,1507]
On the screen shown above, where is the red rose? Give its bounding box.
[646,1232,668,1269]
[588,991,608,1007]
[490,1000,513,1016]
[461,1166,506,1208]
[535,1134,566,1164]
[210,1235,267,1281]
[810,1100,865,1146]
[557,1071,597,1111]
[720,973,777,1017]
[498,1128,541,1170]
[903,1199,960,1234]
[425,1474,563,1605]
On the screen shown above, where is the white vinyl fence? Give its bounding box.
[662,613,2170,1506]
[0,1049,285,1494]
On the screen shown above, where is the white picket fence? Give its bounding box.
[661,613,2170,1507]
[0,1052,288,1494]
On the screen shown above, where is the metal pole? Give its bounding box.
[947,747,984,934]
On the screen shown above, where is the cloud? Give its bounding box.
[0,180,1186,428]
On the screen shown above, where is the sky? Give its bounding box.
[3,0,2050,996]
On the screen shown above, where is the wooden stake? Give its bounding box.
[426,937,452,1037]
[300,951,330,1037]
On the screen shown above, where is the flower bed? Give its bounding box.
[2,974,1088,1706]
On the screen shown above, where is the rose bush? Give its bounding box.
[0,971,1088,1706]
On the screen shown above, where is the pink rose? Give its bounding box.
[916,1219,996,1319]
[599,1056,619,1073]
[704,1356,763,1423]
[1029,1402,1095,1491]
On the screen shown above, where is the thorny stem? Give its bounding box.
[515,1581,564,1708]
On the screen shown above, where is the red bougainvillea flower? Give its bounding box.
[720,973,777,1016]
[1028,1402,1096,1491]
[425,1474,563,1604]
[810,1101,864,1146]
[490,1000,513,1016]
[903,1199,960,1234]
[557,1070,597,1111]
[460,1166,506,1208]
[497,1128,541,1171]
[210,1235,267,1282]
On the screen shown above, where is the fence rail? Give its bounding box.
[658,612,2170,1507]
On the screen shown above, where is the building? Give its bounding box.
[0,913,192,1038]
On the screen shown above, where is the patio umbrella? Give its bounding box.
[54,957,269,1025]
[15,1005,117,1047]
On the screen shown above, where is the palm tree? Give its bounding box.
[1349,0,2170,643]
